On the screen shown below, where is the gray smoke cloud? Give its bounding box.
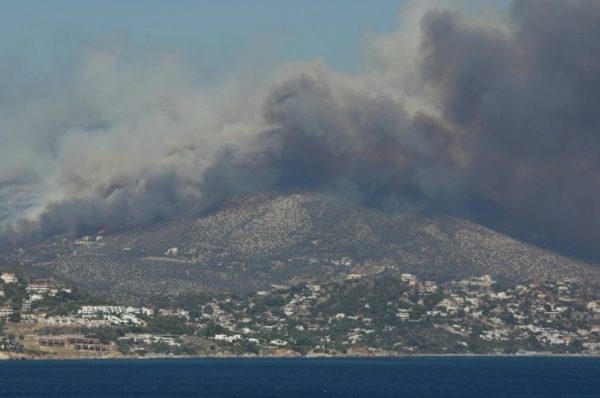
[418,0,600,252]
[1,0,600,255]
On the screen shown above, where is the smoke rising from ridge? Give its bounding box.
[2,0,600,254]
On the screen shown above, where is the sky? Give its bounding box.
[0,0,405,83]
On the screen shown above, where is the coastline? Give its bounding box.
[2,351,600,361]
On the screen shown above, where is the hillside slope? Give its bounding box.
[2,193,599,302]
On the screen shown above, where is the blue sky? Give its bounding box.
[0,0,406,83]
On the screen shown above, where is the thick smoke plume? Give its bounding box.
[1,0,600,254]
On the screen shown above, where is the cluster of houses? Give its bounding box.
[22,305,153,328]
[117,333,181,351]
[0,272,153,328]
[185,273,600,354]
[38,337,110,352]
[3,267,600,355]
[1,273,20,317]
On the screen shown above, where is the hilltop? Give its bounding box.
[1,192,599,302]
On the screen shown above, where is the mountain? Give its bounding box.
[2,192,599,303]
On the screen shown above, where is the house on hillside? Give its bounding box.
[0,273,18,284]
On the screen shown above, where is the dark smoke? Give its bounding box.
[261,73,459,205]
[419,0,600,253]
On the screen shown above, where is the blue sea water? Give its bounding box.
[0,357,599,398]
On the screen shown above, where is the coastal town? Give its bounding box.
[2,269,600,359]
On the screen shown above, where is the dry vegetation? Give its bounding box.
[2,192,600,303]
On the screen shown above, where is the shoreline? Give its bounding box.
[2,352,600,361]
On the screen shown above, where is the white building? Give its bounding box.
[421,281,439,293]
[1,273,18,284]
[269,339,288,346]
[214,334,242,343]
[29,293,44,301]
[401,273,417,285]
[396,308,411,320]
[26,284,58,296]
[165,247,179,256]
[587,301,600,313]
[78,306,125,316]
[345,274,363,281]
[0,307,14,317]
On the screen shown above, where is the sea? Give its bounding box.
[0,357,599,397]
